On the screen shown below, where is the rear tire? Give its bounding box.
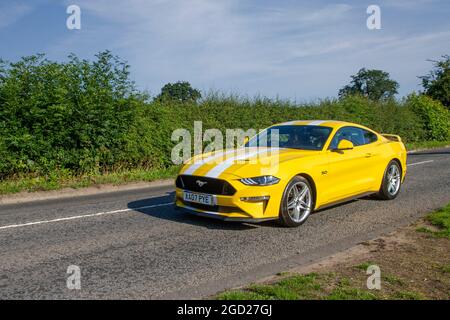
[377,160,402,200]
[278,176,314,227]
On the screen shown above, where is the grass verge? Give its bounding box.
[0,166,180,195]
[417,203,450,238]
[217,204,450,300]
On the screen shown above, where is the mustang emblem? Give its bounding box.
[196,180,208,187]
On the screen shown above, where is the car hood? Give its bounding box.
[180,147,318,179]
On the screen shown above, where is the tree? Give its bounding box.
[420,55,450,108]
[156,81,201,103]
[339,68,399,101]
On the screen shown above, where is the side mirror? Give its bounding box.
[243,136,250,146]
[336,139,354,150]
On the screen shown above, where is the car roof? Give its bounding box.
[272,120,373,131]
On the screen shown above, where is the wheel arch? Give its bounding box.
[380,157,402,184]
[390,158,403,176]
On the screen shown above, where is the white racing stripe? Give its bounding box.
[281,120,299,125]
[205,149,269,178]
[183,149,235,175]
[308,120,327,125]
[407,160,434,167]
[0,202,174,231]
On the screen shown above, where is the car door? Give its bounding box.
[323,126,371,203]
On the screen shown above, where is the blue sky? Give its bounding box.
[1,0,449,101]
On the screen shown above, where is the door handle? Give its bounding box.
[365,153,372,158]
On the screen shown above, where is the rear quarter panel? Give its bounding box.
[373,139,407,189]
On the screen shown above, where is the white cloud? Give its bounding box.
[0,3,32,29]
[65,1,355,80]
[380,0,437,9]
[51,0,450,99]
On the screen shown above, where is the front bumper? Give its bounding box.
[174,174,284,220]
[175,204,277,222]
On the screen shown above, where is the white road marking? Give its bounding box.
[407,160,434,167]
[0,202,174,231]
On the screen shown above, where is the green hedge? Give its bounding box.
[0,54,449,179]
[407,94,450,141]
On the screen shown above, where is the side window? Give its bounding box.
[362,129,378,145]
[329,127,365,149]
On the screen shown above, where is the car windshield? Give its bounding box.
[246,125,333,151]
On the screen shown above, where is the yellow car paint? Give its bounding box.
[174,120,407,222]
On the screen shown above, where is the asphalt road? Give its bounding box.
[0,148,449,299]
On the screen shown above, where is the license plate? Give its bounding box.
[183,191,215,206]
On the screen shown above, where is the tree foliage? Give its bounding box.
[0,51,145,177]
[420,55,450,108]
[0,53,448,180]
[407,94,450,141]
[155,81,201,103]
[339,68,399,101]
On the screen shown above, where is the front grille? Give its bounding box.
[176,175,236,195]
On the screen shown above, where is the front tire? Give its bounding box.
[278,176,314,227]
[378,160,402,200]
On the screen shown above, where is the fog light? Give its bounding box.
[240,196,270,202]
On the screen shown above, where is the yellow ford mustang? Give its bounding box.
[175,120,407,227]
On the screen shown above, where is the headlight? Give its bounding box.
[240,175,280,186]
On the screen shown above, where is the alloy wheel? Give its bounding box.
[286,181,312,223]
[387,164,401,196]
